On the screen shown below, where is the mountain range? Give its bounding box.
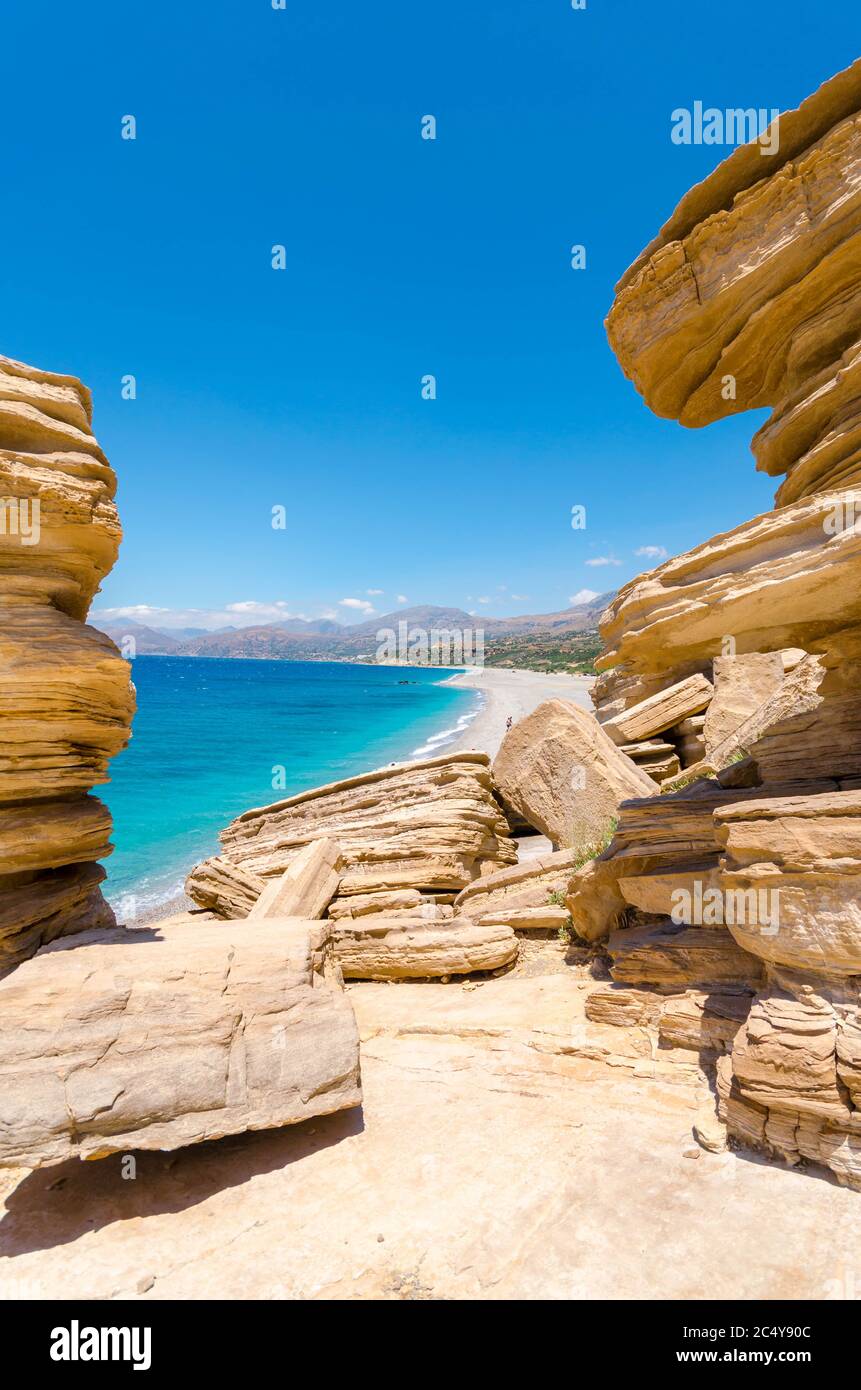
[92,595,613,661]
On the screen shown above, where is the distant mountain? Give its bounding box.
[483,594,614,635]
[177,625,311,658]
[92,620,180,655]
[351,605,482,636]
[272,618,346,634]
[91,595,614,662]
[350,596,612,638]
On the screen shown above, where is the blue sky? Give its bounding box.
[4,1,859,627]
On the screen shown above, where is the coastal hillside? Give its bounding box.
[93,594,613,665]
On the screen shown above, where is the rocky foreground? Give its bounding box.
[3,57,861,1297]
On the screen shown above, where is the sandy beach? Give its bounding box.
[445,666,595,758]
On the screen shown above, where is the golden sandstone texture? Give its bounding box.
[0,919,361,1166]
[0,355,135,976]
[589,57,861,1188]
[187,752,517,915]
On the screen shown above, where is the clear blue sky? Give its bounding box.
[4,1,859,627]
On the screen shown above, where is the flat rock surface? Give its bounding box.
[2,956,859,1300]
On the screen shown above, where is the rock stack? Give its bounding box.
[579,58,861,1188]
[0,355,135,976]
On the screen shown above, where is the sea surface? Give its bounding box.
[100,656,482,918]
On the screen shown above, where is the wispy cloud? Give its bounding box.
[569,589,599,606]
[396,594,408,604]
[366,588,384,596]
[511,593,528,601]
[92,601,309,631]
[585,556,622,568]
[634,545,668,560]
[339,597,376,615]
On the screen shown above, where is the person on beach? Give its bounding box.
[505,716,513,731]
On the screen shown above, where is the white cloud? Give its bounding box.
[585,556,622,568]
[339,597,375,615]
[396,595,408,604]
[634,545,668,560]
[92,602,309,631]
[226,600,296,617]
[569,589,599,606]
[366,588,384,596]
[511,593,528,601]
[477,596,490,604]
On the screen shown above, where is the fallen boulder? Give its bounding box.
[248,837,342,920]
[184,855,265,918]
[492,700,653,849]
[703,653,784,760]
[0,919,362,1168]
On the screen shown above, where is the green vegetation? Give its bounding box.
[483,631,602,675]
[567,817,618,872]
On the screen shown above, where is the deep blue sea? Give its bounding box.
[101,656,482,916]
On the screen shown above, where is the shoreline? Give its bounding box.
[443,666,595,759]
[121,664,595,927]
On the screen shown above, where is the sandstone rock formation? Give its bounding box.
[0,355,135,977]
[492,700,653,849]
[247,837,342,920]
[603,674,714,744]
[702,654,785,760]
[585,57,861,1188]
[182,855,266,918]
[455,846,582,919]
[332,915,518,980]
[187,752,516,914]
[0,918,361,1168]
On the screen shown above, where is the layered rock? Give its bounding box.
[333,915,518,980]
[0,355,134,976]
[603,674,713,744]
[187,752,516,913]
[0,918,362,1167]
[455,848,582,921]
[492,700,653,850]
[247,837,342,920]
[588,58,861,1187]
[702,654,785,760]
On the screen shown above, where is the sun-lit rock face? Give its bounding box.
[187,752,517,916]
[592,61,861,1188]
[0,354,135,975]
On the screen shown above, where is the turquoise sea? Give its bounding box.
[101,656,482,916]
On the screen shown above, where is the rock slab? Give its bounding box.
[248,837,342,920]
[0,919,362,1168]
